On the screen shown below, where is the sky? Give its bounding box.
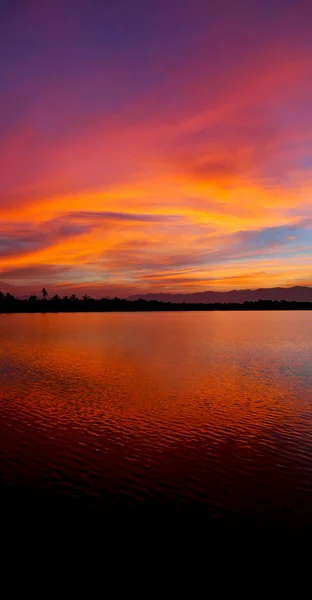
[0,0,311,297]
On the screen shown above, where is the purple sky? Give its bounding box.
[0,0,311,296]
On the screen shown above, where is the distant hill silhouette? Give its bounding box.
[0,288,311,312]
[129,286,312,304]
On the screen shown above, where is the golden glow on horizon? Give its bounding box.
[0,170,312,294]
[1,1,312,296]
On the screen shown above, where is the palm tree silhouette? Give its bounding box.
[41,288,48,299]
[70,294,77,302]
[82,294,90,302]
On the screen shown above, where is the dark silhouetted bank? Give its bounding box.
[0,290,311,313]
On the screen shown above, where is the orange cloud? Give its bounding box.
[0,0,311,295]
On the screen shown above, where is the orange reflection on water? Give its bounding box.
[0,312,311,521]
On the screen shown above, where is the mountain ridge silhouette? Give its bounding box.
[128,286,312,304]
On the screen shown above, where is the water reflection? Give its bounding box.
[0,312,311,524]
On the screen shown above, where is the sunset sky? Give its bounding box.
[1,0,311,297]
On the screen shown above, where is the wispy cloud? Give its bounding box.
[0,0,311,293]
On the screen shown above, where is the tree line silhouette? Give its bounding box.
[0,289,311,312]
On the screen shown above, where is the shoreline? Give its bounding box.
[1,304,311,314]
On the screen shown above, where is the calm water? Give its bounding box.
[1,312,311,525]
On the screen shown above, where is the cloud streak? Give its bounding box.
[0,0,311,294]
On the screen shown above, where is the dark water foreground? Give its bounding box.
[0,312,311,529]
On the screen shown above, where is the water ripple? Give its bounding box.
[0,312,312,525]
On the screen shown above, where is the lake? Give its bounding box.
[0,312,311,526]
